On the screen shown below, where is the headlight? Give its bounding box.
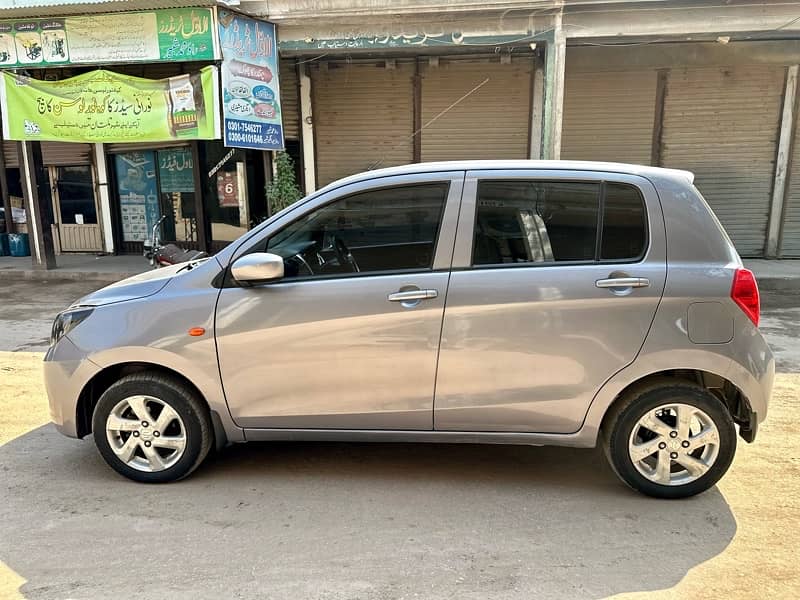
[50,308,94,346]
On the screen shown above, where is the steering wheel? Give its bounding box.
[332,236,360,273]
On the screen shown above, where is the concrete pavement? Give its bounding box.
[0,279,798,599]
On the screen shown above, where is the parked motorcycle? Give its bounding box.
[143,215,207,268]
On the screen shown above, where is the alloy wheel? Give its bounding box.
[627,403,721,486]
[105,395,187,473]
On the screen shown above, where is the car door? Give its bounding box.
[434,169,666,433]
[215,172,464,430]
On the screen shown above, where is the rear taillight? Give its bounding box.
[731,268,760,327]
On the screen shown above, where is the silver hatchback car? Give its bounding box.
[45,161,774,498]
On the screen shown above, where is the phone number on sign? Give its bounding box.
[227,132,281,146]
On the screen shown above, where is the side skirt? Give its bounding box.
[242,428,596,448]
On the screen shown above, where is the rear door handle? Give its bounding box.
[595,277,650,289]
[388,289,439,302]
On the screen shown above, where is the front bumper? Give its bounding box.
[43,336,101,438]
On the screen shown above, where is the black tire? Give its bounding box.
[602,380,737,499]
[92,372,213,483]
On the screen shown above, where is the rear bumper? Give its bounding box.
[43,336,101,438]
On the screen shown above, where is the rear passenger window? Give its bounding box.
[473,180,599,265]
[472,180,647,266]
[601,183,647,260]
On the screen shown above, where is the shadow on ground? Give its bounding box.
[1,425,735,600]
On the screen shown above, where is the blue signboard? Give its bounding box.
[115,151,160,242]
[218,10,284,150]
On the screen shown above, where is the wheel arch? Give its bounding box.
[597,368,756,443]
[75,361,231,449]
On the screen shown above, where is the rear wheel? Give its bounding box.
[92,372,213,483]
[603,381,736,499]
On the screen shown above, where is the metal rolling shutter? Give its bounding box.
[420,57,531,161]
[280,59,300,140]
[3,141,19,168]
[561,69,657,164]
[311,61,413,186]
[106,141,187,154]
[661,66,785,257]
[780,115,800,256]
[41,142,92,166]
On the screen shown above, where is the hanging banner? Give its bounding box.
[0,66,221,143]
[0,8,217,69]
[218,9,284,150]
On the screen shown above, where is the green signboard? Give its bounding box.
[0,8,217,69]
[158,148,195,193]
[0,66,221,143]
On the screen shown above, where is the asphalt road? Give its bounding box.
[1,278,798,599]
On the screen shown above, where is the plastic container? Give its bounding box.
[8,233,30,257]
[0,233,8,256]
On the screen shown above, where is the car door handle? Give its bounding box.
[595,277,650,289]
[388,289,438,302]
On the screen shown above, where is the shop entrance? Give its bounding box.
[50,165,103,252]
[112,147,198,252]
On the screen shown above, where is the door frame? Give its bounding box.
[49,164,103,252]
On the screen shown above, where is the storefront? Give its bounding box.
[0,6,284,260]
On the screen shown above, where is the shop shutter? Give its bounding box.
[3,141,19,168]
[280,59,300,140]
[106,141,187,154]
[561,69,657,164]
[41,142,92,166]
[311,61,414,186]
[661,66,784,257]
[420,57,531,161]
[779,113,800,256]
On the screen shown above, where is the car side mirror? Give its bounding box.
[231,252,285,285]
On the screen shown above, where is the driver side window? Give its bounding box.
[266,183,449,279]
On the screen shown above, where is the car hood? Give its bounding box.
[72,262,196,307]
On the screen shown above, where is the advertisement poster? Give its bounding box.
[115,152,160,243]
[218,10,284,150]
[0,66,221,143]
[0,8,216,69]
[158,148,194,193]
[216,171,239,207]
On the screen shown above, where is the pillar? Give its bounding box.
[542,13,566,160]
[93,143,115,254]
[20,141,56,268]
[766,64,799,257]
[299,66,316,193]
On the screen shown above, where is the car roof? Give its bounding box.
[314,160,694,195]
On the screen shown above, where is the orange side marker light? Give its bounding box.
[188,327,206,337]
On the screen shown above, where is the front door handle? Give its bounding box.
[595,277,650,289]
[388,289,439,302]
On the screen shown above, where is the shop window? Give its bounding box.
[157,147,197,244]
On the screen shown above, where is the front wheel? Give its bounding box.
[92,372,213,483]
[603,381,736,499]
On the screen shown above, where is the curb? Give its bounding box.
[757,277,800,292]
[0,269,139,284]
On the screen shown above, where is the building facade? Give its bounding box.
[266,0,800,258]
[2,0,800,261]
[0,2,277,264]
